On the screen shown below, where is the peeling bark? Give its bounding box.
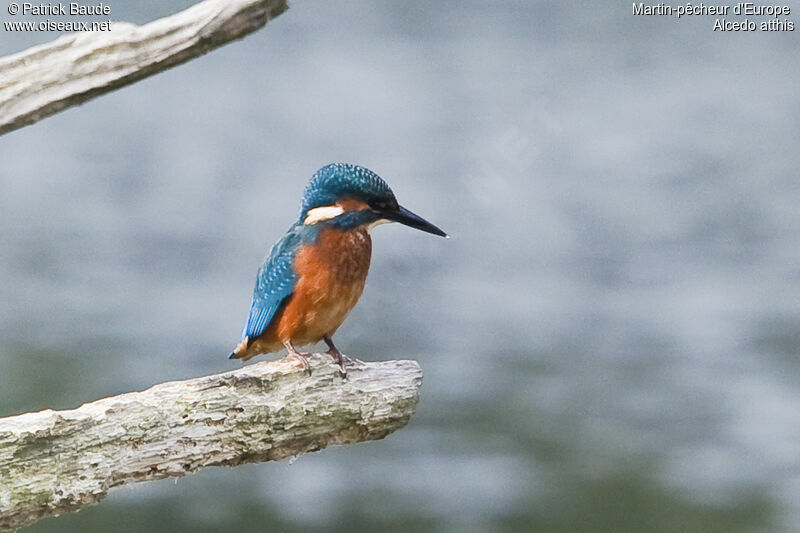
[0,354,423,530]
[0,0,288,135]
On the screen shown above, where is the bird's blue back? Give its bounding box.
[242,223,315,341]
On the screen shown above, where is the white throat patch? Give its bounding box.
[367,218,392,232]
[304,205,345,225]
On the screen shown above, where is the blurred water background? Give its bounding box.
[2,1,800,531]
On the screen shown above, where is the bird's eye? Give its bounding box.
[372,199,396,212]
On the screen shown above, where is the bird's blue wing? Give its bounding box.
[242,227,305,341]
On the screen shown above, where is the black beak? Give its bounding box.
[383,205,448,237]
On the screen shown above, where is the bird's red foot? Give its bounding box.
[283,341,312,375]
[324,335,347,376]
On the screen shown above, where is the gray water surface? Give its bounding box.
[2,1,799,531]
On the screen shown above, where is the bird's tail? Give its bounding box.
[228,337,250,360]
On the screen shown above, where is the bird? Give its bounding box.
[229,163,447,375]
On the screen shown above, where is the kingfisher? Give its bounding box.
[229,163,447,375]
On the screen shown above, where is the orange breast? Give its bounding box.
[253,227,372,352]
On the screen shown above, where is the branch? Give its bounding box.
[0,355,422,531]
[0,0,288,136]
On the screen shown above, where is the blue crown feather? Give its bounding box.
[298,163,396,220]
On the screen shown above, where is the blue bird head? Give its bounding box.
[298,163,447,237]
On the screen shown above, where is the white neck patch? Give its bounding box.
[367,218,392,232]
[304,205,345,225]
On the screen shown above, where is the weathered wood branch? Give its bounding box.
[0,0,288,136]
[0,355,422,531]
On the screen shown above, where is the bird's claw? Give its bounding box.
[286,352,312,376]
[322,335,347,378]
[326,349,347,377]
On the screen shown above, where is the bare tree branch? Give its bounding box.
[0,355,423,531]
[0,0,288,135]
